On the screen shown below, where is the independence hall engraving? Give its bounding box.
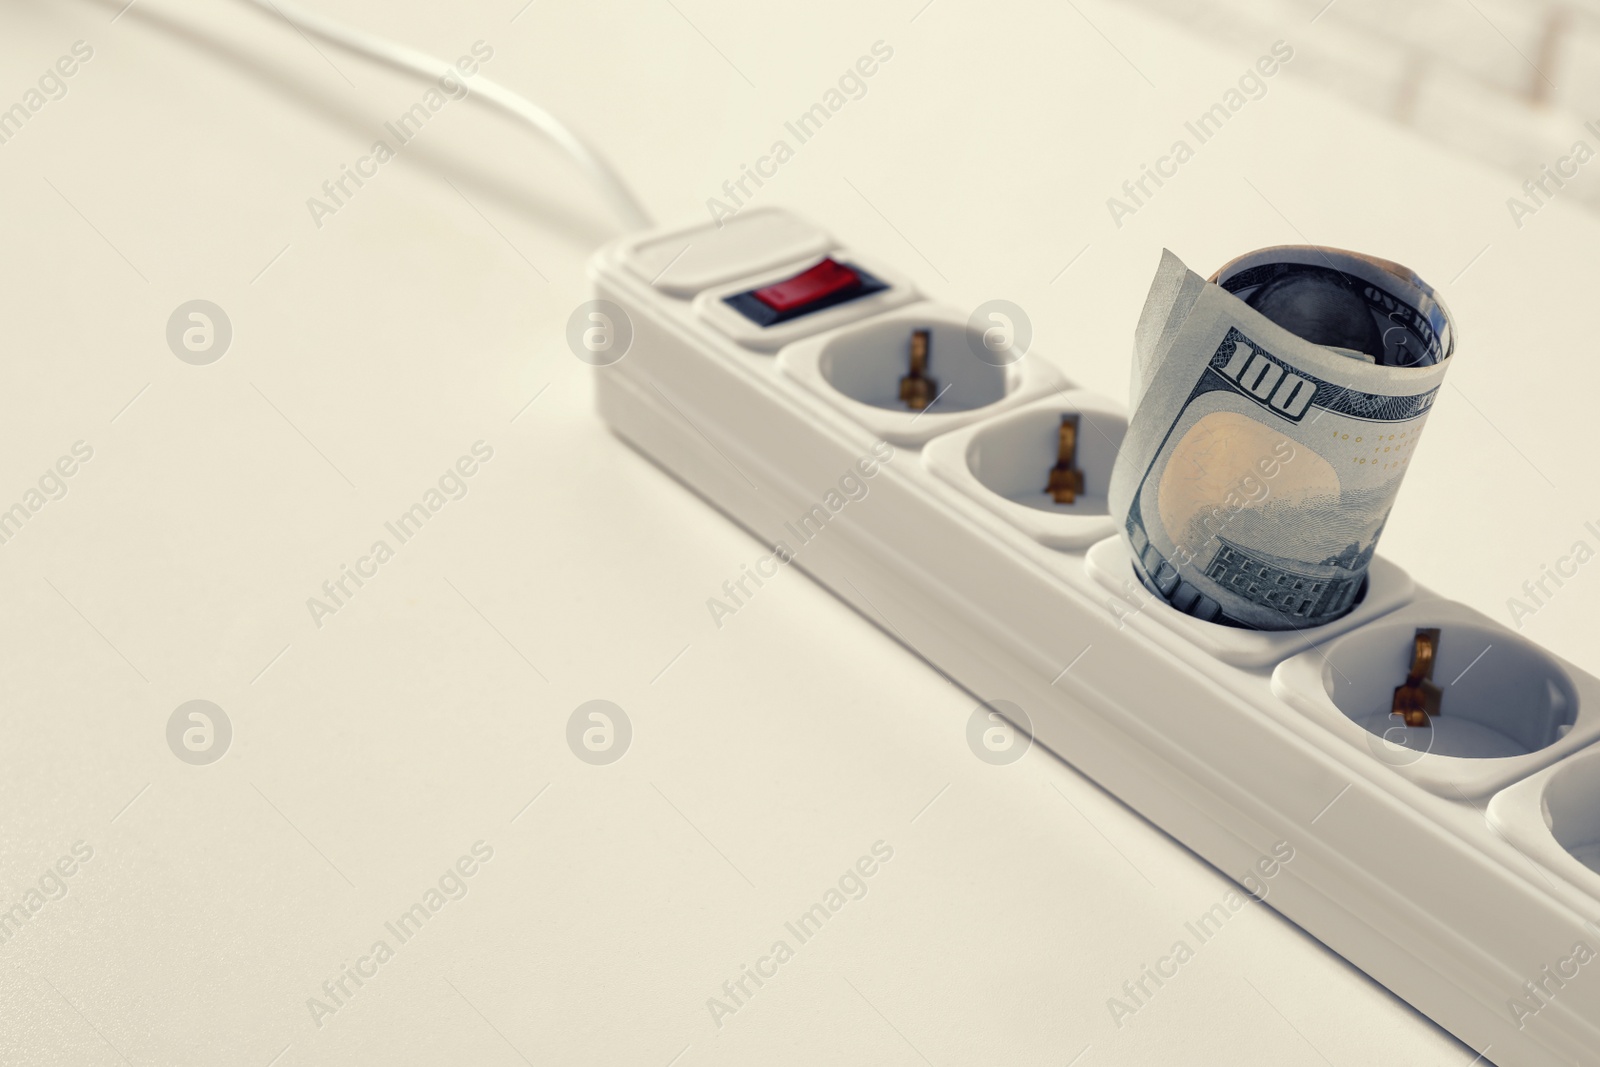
[1204,537,1362,620]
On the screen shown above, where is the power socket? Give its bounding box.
[590,206,1600,1065]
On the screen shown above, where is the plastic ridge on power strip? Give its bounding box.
[589,206,1600,1066]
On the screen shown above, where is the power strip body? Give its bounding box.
[590,208,1600,1065]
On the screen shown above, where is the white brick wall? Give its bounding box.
[1285,15,1415,116]
[1118,0,1600,213]
[1552,17,1600,118]
[1411,61,1567,177]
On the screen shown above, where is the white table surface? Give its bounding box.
[3,0,1596,1063]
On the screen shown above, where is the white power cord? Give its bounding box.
[234,0,654,231]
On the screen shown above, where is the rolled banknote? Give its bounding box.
[1109,246,1455,630]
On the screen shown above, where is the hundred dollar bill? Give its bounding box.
[1109,246,1455,630]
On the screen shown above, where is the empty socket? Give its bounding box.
[822,318,1009,411]
[923,394,1127,550]
[966,402,1125,516]
[1273,601,1594,797]
[1487,744,1600,889]
[1543,754,1600,875]
[1326,619,1575,759]
[777,305,1064,447]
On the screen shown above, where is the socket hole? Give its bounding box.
[966,406,1126,516]
[819,321,1012,414]
[1325,620,1577,759]
[1544,757,1600,875]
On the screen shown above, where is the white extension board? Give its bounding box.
[589,207,1600,1065]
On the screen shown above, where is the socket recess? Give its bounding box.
[1273,601,1589,797]
[1489,745,1600,893]
[778,304,1066,447]
[923,393,1127,550]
